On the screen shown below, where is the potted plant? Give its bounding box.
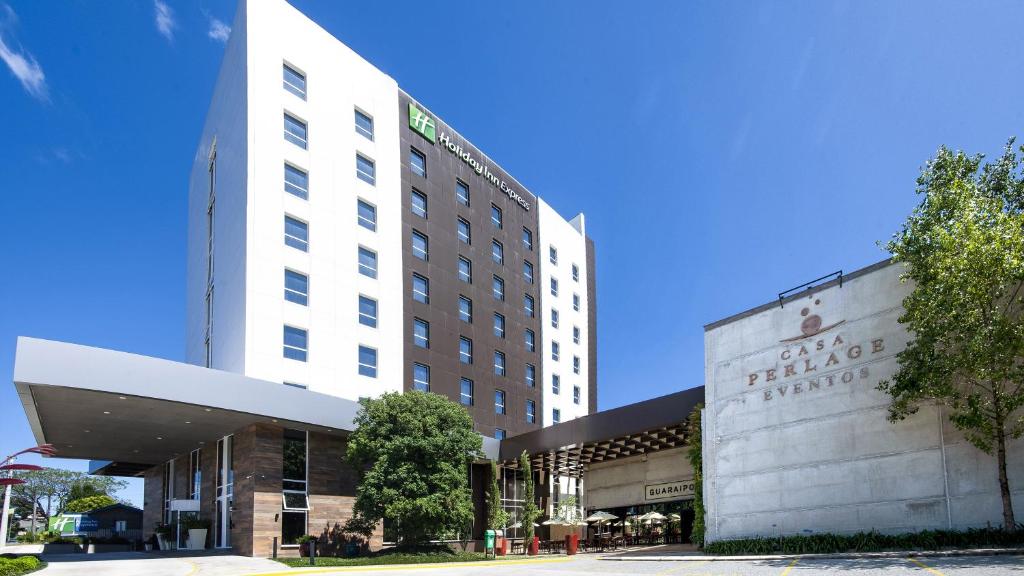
[154,523,174,550]
[181,516,210,550]
[297,534,317,557]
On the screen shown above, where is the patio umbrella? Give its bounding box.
[584,511,617,522]
[646,511,667,522]
[509,521,540,528]
[668,513,681,521]
[542,518,565,525]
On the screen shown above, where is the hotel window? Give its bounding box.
[494,351,506,376]
[456,179,470,206]
[358,295,377,328]
[189,449,202,500]
[495,428,506,440]
[282,63,306,99]
[410,147,426,177]
[551,308,559,329]
[281,429,308,546]
[284,113,307,149]
[411,189,427,218]
[460,378,474,406]
[524,261,534,284]
[284,270,308,306]
[495,390,506,414]
[459,336,473,364]
[524,294,535,317]
[412,230,429,261]
[552,341,560,361]
[491,204,503,229]
[358,247,377,278]
[457,217,471,244]
[459,296,473,323]
[283,326,307,361]
[493,313,505,339]
[413,363,430,392]
[354,109,374,140]
[284,163,308,199]
[357,199,377,231]
[493,275,505,301]
[526,400,536,423]
[551,278,559,297]
[525,329,535,352]
[523,227,533,251]
[458,256,472,284]
[573,355,580,375]
[552,374,560,395]
[573,326,580,345]
[572,264,579,283]
[492,240,504,265]
[412,273,429,304]
[284,216,308,252]
[356,154,376,185]
[413,318,430,349]
[358,345,378,377]
[526,364,536,387]
[549,246,558,265]
[552,408,561,424]
[573,385,581,405]
[573,293,580,311]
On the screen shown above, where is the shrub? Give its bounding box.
[63,495,116,514]
[703,527,1024,555]
[0,556,42,576]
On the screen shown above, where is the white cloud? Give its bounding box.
[207,17,230,43]
[0,4,47,101]
[154,0,176,42]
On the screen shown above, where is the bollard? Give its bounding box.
[309,538,316,566]
[272,536,277,559]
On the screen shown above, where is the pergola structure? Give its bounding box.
[497,387,704,479]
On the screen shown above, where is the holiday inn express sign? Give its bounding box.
[408,102,531,211]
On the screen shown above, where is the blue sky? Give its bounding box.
[1,0,1022,507]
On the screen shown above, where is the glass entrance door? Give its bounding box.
[215,435,233,549]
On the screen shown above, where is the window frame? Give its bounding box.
[411,188,428,218]
[456,179,470,206]
[459,336,473,365]
[495,389,506,414]
[412,230,429,261]
[357,198,377,231]
[284,112,308,149]
[460,378,474,406]
[410,147,426,178]
[494,350,506,377]
[356,153,376,185]
[284,269,309,306]
[413,318,430,349]
[457,217,472,244]
[413,362,430,392]
[358,246,378,279]
[358,295,378,328]
[492,275,505,301]
[491,239,504,265]
[284,162,309,199]
[354,108,374,141]
[282,63,306,99]
[412,273,430,304]
[283,325,308,362]
[358,345,378,378]
[523,227,533,251]
[284,215,309,252]
[458,295,473,323]
[491,204,503,229]
[526,364,536,387]
[458,256,473,284]
[493,312,505,339]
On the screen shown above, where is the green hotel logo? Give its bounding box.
[408,103,436,143]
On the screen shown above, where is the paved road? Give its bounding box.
[35,552,1024,576]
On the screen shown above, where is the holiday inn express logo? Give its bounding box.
[408,103,436,143]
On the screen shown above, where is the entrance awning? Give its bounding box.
[13,337,361,475]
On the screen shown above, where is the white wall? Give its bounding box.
[586,448,694,510]
[703,262,1024,541]
[536,199,590,425]
[185,0,249,374]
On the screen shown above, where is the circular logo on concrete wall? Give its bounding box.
[780,297,845,342]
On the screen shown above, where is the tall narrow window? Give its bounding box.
[573,355,581,375]
[459,296,473,323]
[412,230,429,261]
[492,240,504,265]
[411,189,427,218]
[284,113,307,149]
[283,64,306,99]
[549,246,558,265]
[412,273,429,304]
[495,428,506,440]
[552,408,561,424]
[284,270,309,306]
[551,278,559,297]
[413,318,430,349]
[573,326,581,345]
[572,264,580,283]
[492,275,505,301]
[284,216,308,252]
[524,294,535,318]
[357,199,377,231]
[459,337,473,364]
[284,163,308,199]
[526,400,536,423]
[457,218,471,244]
[552,374,561,395]
[525,329,535,352]
[551,308,559,329]
[283,326,308,361]
[410,147,426,177]
[491,204,503,229]
[204,144,216,368]
[526,364,536,387]
[493,313,505,339]
[494,351,506,376]
[574,385,581,405]
[458,256,472,283]
[189,449,202,500]
[460,378,474,406]
[495,390,506,414]
[456,179,470,206]
[524,261,534,284]
[358,247,377,278]
[573,293,581,311]
[413,363,430,392]
[281,429,309,546]
[356,154,376,185]
[552,341,560,361]
[354,109,374,140]
[522,227,533,251]
[358,295,377,328]
[358,345,377,377]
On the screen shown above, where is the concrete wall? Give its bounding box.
[703,261,1024,541]
[585,447,694,510]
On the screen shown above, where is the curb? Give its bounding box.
[598,547,1024,561]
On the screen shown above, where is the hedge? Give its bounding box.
[0,556,43,576]
[703,527,1024,555]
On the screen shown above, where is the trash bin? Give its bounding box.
[484,530,495,555]
[496,536,508,556]
[565,533,579,555]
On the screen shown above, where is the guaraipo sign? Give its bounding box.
[408,102,531,211]
[645,480,695,502]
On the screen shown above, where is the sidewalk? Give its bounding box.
[600,544,1024,561]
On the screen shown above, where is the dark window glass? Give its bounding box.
[411,189,427,218]
[410,148,426,177]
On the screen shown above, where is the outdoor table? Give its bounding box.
[510,539,523,555]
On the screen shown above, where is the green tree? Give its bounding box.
[344,391,482,546]
[487,461,508,531]
[880,140,1024,530]
[519,451,539,544]
[685,403,705,546]
[64,494,117,513]
[66,476,127,505]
